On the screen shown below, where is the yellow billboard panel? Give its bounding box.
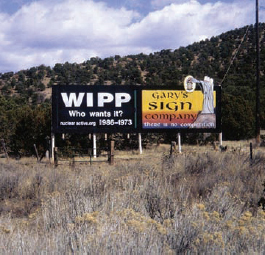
[142,90,216,129]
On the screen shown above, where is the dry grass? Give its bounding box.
[0,143,265,254]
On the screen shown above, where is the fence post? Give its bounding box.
[54,147,58,167]
[178,133,182,153]
[34,144,40,162]
[170,141,177,155]
[109,140,115,165]
[72,156,75,169]
[1,139,9,161]
[250,142,253,161]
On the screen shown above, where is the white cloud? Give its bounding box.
[0,0,140,72]
[0,0,261,73]
[127,0,256,50]
[7,0,138,47]
[151,0,188,10]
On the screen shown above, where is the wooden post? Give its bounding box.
[250,142,253,161]
[170,141,177,155]
[138,133,143,155]
[178,133,182,153]
[34,144,40,162]
[109,140,115,165]
[1,139,9,161]
[256,0,261,145]
[87,148,92,165]
[54,147,58,167]
[71,156,75,169]
[93,134,97,158]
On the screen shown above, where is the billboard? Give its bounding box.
[52,83,221,133]
[142,90,218,130]
[52,85,138,133]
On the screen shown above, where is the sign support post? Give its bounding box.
[138,133,143,154]
[93,134,97,158]
[178,133,182,153]
[51,133,55,163]
[109,140,115,164]
[219,132,222,146]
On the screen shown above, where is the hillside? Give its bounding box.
[0,23,264,155]
[1,24,264,91]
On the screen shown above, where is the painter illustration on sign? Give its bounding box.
[184,75,216,129]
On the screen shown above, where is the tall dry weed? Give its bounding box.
[0,148,265,253]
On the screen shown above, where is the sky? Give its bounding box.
[0,0,264,73]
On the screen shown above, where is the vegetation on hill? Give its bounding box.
[0,23,265,155]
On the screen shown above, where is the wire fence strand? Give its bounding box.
[220,25,250,86]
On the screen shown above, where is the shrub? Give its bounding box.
[0,148,265,253]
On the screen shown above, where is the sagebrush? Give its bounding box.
[0,148,265,254]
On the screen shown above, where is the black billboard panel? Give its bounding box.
[52,85,138,133]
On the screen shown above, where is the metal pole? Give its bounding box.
[256,0,260,145]
[178,133,182,153]
[93,134,97,158]
[219,132,223,146]
[51,133,55,163]
[138,133,143,154]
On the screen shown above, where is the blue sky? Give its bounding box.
[0,0,264,73]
